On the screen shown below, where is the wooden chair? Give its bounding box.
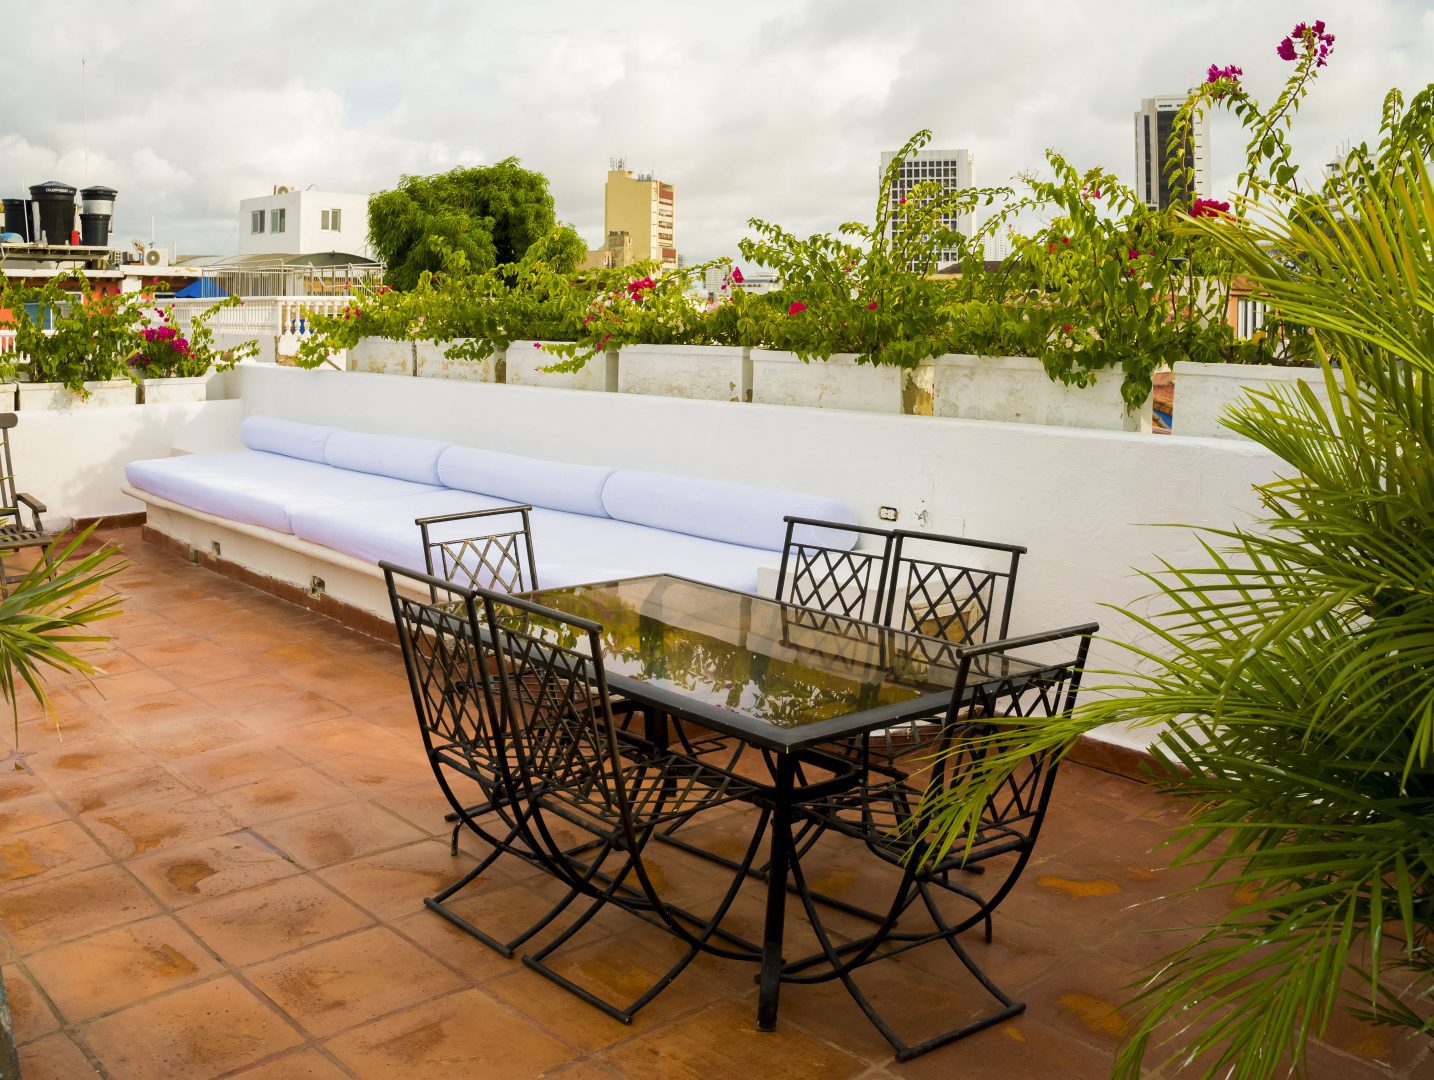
[0,413,58,593]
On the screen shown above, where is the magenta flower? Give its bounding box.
[1279,20,1335,66]
[1128,248,1140,260]
[731,267,745,284]
[1190,198,1232,218]
[1061,324,1073,333]
[898,197,906,205]
[787,301,807,315]
[866,301,878,311]
[532,341,542,348]
[1276,37,1298,60]
[1205,63,1243,98]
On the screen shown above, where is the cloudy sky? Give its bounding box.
[2,1,1429,263]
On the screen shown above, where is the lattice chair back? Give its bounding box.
[915,624,1097,866]
[419,506,538,597]
[884,530,1026,646]
[476,590,636,848]
[775,516,895,623]
[384,563,503,773]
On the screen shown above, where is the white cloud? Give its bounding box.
[0,0,1427,262]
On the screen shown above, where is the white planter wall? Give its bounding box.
[618,344,751,403]
[415,340,502,383]
[934,355,1152,433]
[1173,361,1331,439]
[18,380,136,411]
[348,337,414,376]
[140,377,210,404]
[751,350,934,415]
[507,342,616,392]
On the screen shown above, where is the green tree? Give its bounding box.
[367,160,584,290]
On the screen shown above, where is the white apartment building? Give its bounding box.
[1134,96,1212,210]
[880,147,975,269]
[238,188,371,259]
[701,265,780,302]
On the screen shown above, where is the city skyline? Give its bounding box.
[0,1,1427,265]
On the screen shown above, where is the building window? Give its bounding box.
[250,210,264,234]
[321,208,342,231]
[270,208,286,233]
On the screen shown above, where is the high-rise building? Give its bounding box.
[880,147,975,269]
[604,160,676,270]
[1134,96,1211,210]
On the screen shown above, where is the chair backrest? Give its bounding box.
[475,588,637,852]
[383,561,505,781]
[0,414,19,510]
[775,516,895,622]
[930,623,1097,854]
[884,530,1025,645]
[419,506,538,595]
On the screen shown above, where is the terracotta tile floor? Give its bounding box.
[1,528,1428,1080]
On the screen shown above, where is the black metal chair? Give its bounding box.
[384,561,580,958]
[780,623,1098,1062]
[0,413,57,594]
[476,586,768,1023]
[418,505,538,595]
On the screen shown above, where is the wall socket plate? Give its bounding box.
[308,576,326,597]
[877,506,898,521]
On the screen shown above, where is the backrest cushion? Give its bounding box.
[600,470,859,552]
[437,446,613,518]
[323,430,452,485]
[240,416,337,463]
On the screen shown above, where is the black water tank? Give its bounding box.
[28,181,76,245]
[79,185,117,246]
[3,198,32,239]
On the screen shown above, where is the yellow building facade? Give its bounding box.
[604,166,676,270]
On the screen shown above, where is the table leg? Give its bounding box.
[757,752,796,1032]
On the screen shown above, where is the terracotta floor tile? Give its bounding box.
[125,714,255,759]
[213,766,357,825]
[600,999,868,1080]
[277,718,409,765]
[244,926,463,1038]
[316,749,435,797]
[24,737,144,780]
[25,914,224,1022]
[83,667,181,702]
[43,760,189,815]
[313,837,491,920]
[229,692,352,736]
[1,962,61,1044]
[0,819,111,889]
[368,779,452,834]
[83,796,242,859]
[190,673,307,710]
[256,802,429,870]
[17,1033,103,1080]
[227,1048,356,1079]
[179,874,374,967]
[0,790,72,834]
[78,975,304,1079]
[88,687,220,732]
[127,830,302,908]
[155,652,269,689]
[324,986,576,1079]
[168,740,307,793]
[0,864,162,953]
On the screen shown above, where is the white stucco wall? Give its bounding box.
[232,366,1281,749]
[237,190,370,259]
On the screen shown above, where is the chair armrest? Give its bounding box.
[17,492,46,515]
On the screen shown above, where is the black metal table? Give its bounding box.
[517,572,1041,1032]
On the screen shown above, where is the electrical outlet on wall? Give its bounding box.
[877,506,898,522]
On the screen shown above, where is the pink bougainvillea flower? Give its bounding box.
[1128,248,1140,260]
[787,301,807,315]
[731,267,745,284]
[532,341,542,348]
[720,284,728,291]
[1061,324,1073,333]
[1276,36,1297,60]
[898,197,906,205]
[1189,198,1232,218]
[1205,63,1243,97]
[1061,236,1070,245]
[866,301,878,311]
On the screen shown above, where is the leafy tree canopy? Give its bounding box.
[368,160,583,290]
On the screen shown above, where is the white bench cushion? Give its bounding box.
[324,430,452,485]
[437,446,613,517]
[240,416,336,463]
[601,469,859,552]
[290,492,774,593]
[126,451,441,534]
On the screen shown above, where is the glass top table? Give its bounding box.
[511,573,1041,752]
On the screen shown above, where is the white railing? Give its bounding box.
[0,330,31,365]
[161,296,358,338]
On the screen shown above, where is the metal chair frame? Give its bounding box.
[779,624,1097,1062]
[418,505,538,595]
[775,515,895,623]
[475,586,770,1023]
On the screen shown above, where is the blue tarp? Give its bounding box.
[173,278,228,298]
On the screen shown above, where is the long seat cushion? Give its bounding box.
[289,493,775,592]
[325,430,452,485]
[437,446,613,517]
[240,416,338,462]
[601,470,859,552]
[125,452,442,534]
